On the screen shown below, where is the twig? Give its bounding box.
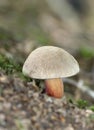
[63,78,94,99]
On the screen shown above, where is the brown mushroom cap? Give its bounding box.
[22,46,79,79]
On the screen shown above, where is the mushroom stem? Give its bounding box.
[45,78,64,98]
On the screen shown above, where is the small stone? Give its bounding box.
[3,102,11,109]
[64,124,74,130]
[46,97,53,103]
[85,109,93,117]
[0,114,5,121]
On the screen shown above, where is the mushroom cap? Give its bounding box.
[22,46,79,79]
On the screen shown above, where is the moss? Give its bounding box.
[69,98,94,112]
[15,119,26,130]
[0,54,20,74]
[0,54,31,81]
[89,106,94,112]
[76,99,89,109]
[79,46,94,58]
[68,98,74,104]
[18,73,31,82]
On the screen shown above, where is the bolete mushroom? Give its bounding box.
[22,46,79,98]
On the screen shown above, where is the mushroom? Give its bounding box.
[22,46,79,98]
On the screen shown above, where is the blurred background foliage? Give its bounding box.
[0,0,94,103]
[0,0,94,52]
[0,0,94,50]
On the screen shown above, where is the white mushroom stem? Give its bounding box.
[45,78,64,98]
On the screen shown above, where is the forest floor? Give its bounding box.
[0,37,94,130]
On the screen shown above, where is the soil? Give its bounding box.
[0,68,94,130]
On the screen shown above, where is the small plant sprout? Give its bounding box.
[22,46,79,98]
